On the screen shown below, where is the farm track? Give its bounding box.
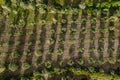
[113,22,120,58]
[0,16,11,73]
[52,23,61,61]
[73,14,82,58]
[103,12,110,59]
[41,24,52,63]
[62,14,72,60]
[94,14,101,59]
[31,24,42,67]
[83,15,91,58]
[18,10,35,74]
[19,26,32,74]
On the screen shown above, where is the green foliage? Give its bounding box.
[87,2,93,7]
[101,2,111,8]
[45,60,52,68]
[70,28,77,34]
[9,63,18,72]
[112,1,120,7]
[57,48,63,55]
[79,3,86,9]
[67,59,74,66]
[78,48,84,53]
[22,62,30,70]
[36,50,43,56]
[55,0,65,6]
[88,67,95,73]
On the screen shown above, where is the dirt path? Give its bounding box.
[41,11,57,63]
[20,11,35,74]
[20,27,33,74]
[103,14,109,59]
[31,24,42,67]
[42,24,52,63]
[8,25,22,62]
[62,14,72,60]
[52,25,61,61]
[52,13,62,61]
[0,16,10,73]
[113,21,120,58]
[94,14,101,59]
[73,14,82,58]
[82,14,91,58]
[0,17,10,53]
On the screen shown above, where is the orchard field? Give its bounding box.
[0,0,120,80]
